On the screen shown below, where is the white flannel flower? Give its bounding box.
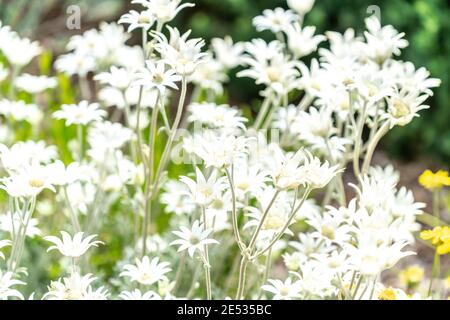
[287,0,315,15]
[170,220,219,257]
[119,289,161,300]
[364,15,408,63]
[285,24,325,58]
[180,167,224,206]
[0,270,25,300]
[153,26,207,76]
[253,8,298,34]
[384,88,430,127]
[118,9,155,32]
[133,60,181,95]
[120,256,171,286]
[14,74,57,94]
[43,272,102,300]
[262,278,302,300]
[53,101,106,126]
[0,162,56,198]
[1,34,41,67]
[44,231,103,258]
[211,36,244,69]
[94,66,134,90]
[133,0,194,24]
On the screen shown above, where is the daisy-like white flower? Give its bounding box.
[55,52,96,77]
[180,167,224,206]
[153,26,207,76]
[0,270,25,300]
[118,9,155,32]
[0,162,56,198]
[170,220,219,257]
[188,103,247,131]
[44,231,103,258]
[94,66,134,90]
[87,122,134,157]
[133,0,194,24]
[193,131,253,169]
[133,60,181,95]
[43,272,99,300]
[53,101,106,126]
[0,99,43,125]
[268,146,307,190]
[287,0,315,15]
[211,36,244,69]
[253,8,298,34]
[0,239,11,259]
[384,88,430,127]
[120,256,171,286]
[14,74,57,94]
[119,289,161,300]
[364,15,408,63]
[299,152,341,189]
[160,179,195,215]
[285,24,325,58]
[0,34,41,67]
[261,278,302,300]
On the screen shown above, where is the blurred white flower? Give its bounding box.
[0,270,25,300]
[14,74,57,94]
[53,101,106,126]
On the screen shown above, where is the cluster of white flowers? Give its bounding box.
[0,0,443,301]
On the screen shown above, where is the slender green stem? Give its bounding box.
[432,190,440,219]
[173,251,187,294]
[248,190,280,251]
[257,247,272,299]
[361,121,390,174]
[351,275,363,300]
[64,187,81,233]
[201,206,212,300]
[76,124,83,162]
[224,167,245,252]
[235,256,249,300]
[152,77,187,195]
[428,249,440,297]
[255,188,311,258]
[253,95,272,131]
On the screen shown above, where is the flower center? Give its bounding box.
[29,178,44,188]
[391,99,410,118]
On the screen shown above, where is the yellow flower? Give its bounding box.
[437,241,450,255]
[399,266,424,286]
[420,226,450,246]
[418,170,450,190]
[445,276,450,289]
[378,287,397,300]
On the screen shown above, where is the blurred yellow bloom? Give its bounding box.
[420,226,450,245]
[418,170,450,190]
[437,241,450,255]
[445,276,450,289]
[399,266,424,286]
[378,287,398,300]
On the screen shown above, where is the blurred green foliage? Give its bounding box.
[1,0,449,162]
